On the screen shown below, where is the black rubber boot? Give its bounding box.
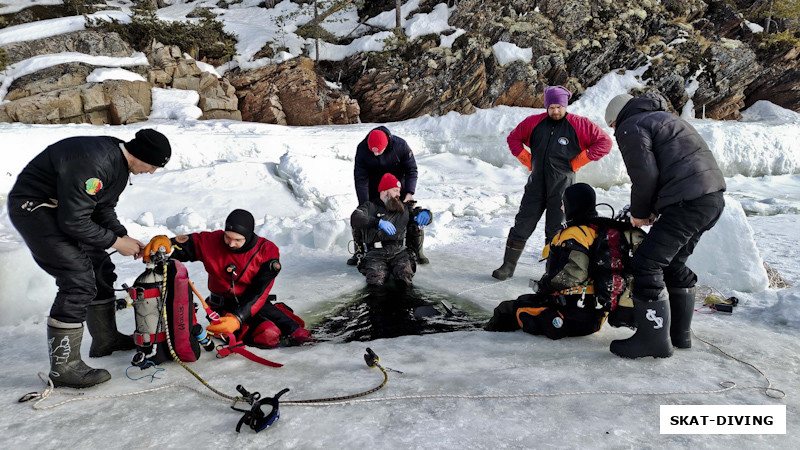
[491,238,526,280]
[406,226,429,264]
[86,298,135,357]
[47,318,111,388]
[610,290,673,359]
[668,286,696,349]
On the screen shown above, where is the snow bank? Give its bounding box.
[688,196,769,292]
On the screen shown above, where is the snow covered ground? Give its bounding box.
[0,1,798,447]
[0,82,797,448]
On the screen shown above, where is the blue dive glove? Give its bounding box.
[414,210,431,226]
[378,219,396,235]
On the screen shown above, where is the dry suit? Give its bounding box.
[486,221,606,339]
[506,113,612,244]
[351,199,431,286]
[8,136,130,322]
[169,231,307,348]
[352,127,426,264]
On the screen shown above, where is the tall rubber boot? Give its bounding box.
[47,318,111,388]
[347,227,365,266]
[491,238,526,280]
[406,225,429,264]
[668,286,696,349]
[86,297,135,357]
[609,290,673,359]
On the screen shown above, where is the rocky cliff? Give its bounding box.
[1,0,797,125]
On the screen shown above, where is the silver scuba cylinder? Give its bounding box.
[129,255,167,367]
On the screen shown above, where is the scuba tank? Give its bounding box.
[129,250,201,367]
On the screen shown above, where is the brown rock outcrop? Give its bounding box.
[229,56,359,125]
[0,80,151,124]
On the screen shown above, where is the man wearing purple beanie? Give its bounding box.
[493,86,612,280]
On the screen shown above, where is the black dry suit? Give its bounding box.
[486,183,608,339]
[8,136,130,322]
[351,198,430,286]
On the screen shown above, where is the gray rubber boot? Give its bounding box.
[86,298,135,357]
[491,238,526,280]
[668,286,696,349]
[48,318,111,388]
[610,290,673,359]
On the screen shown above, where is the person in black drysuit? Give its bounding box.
[350,173,432,287]
[492,86,612,280]
[485,183,608,339]
[349,126,427,265]
[8,129,172,388]
[604,92,726,359]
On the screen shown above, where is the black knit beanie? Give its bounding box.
[225,209,256,252]
[126,129,172,167]
[563,183,598,223]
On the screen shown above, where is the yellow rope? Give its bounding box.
[158,263,242,403]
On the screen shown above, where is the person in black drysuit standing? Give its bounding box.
[349,126,424,265]
[604,92,726,359]
[8,129,172,388]
[493,86,612,280]
[351,173,432,287]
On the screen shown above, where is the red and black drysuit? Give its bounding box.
[8,136,130,323]
[169,230,305,348]
[506,113,611,244]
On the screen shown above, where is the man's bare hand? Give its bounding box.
[113,236,145,257]
[630,213,657,227]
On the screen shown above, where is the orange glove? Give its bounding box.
[570,150,591,172]
[206,314,240,336]
[516,150,532,170]
[143,235,172,262]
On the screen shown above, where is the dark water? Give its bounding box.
[310,285,487,343]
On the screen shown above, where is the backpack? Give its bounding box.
[587,216,646,316]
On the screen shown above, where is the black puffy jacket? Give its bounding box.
[354,126,418,205]
[9,136,130,248]
[614,93,726,218]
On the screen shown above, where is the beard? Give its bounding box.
[386,196,405,213]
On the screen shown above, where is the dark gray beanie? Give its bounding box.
[605,94,633,126]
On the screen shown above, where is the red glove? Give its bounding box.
[570,150,592,172]
[206,314,240,336]
[516,150,532,170]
